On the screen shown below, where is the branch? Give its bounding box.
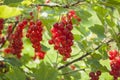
[58,39,114,70]
[69,0,85,7]
[0,21,19,48]
[31,0,85,8]
[60,69,85,75]
[31,3,62,8]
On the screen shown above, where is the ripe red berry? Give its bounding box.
[70,65,76,70]
[89,72,95,77]
[96,71,101,76]
[7,24,13,35]
[4,48,12,54]
[0,18,4,34]
[30,12,33,16]
[108,50,118,60]
[89,71,101,80]
[22,19,28,25]
[35,51,45,59]
[108,50,120,79]
[48,40,53,44]
[68,10,76,19]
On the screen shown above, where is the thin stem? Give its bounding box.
[31,0,85,8]
[60,69,85,75]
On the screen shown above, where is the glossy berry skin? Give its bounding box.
[89,71,101,80]
[7,24,13,36]
[108,50,120,80]
[67,10,81,22]
[34,51,45,59]
[89,72,95,77]
[109,50,118,60]
[26,20,45,59]
[96,71,101,76]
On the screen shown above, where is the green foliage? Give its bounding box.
[4,0,22,5]
[61,67,81,80]
[31,61,58,80]
[0,0,120,80]
[0,5,22,18]
[5,58,22,67]
[89,24,105,39]
[5,67,26,80]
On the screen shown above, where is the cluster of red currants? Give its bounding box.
[4,19,28,58]
[49,10,80,60]
[49,20,74,60]
[89,71,101,80]
[108,50,120,80]
[0,19,4,34]
[3,10,80,60]
[0,19,5,45]
[26,20,45,59]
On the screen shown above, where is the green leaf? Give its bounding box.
[78,10,92,20]
[91,53,102,60]
[98,45,109,60]
[77,10,93,27]
[4,0,22,4]
[35,0,44,3]
[40,16,56,29]
[94,6,107,24]
[5,67,26,80]
[20,54,32,65]
[105,15,115,27]
[85,57,108,72]
[5,58,22,67]
[0,5,22,19]
[73,34,81,41]
[100,60,111,71]
[21,0,33,6]
[41,44,50,51]
[61,67,81,80]
[107,0,120,6]
[77,41,86,51]
[32,61,58,80]
[22,38,34,56]
[75,25,89,36]
[100,72,113,80]
[89,24,105,39]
